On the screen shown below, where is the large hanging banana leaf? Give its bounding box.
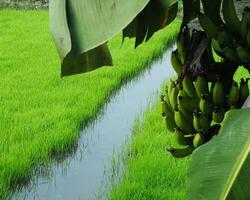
[187,106,250,200]
[49,0,178,77]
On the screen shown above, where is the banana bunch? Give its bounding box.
[199,0,250,64]
[162,75,250,158]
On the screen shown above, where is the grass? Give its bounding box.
[0,9,181,197]
[108,102,189,200]
[107,67,249,200]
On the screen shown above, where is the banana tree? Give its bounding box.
[50,0,250,199]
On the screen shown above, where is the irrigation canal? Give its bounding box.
[13,48,175,200]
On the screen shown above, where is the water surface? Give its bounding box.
[13,49,175,200]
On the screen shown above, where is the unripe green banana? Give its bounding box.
[198,13,219,39]
[236,45,250,62]
[222,46,240,62]
[222,0,241,35]
[217,30,234,47]
[199,94,213,117]
[176,26,190,64]
[175,80,183,91]
[174,128,193,146]
[178,89,188,98]
[201,0,222,25]
[212,78,224,106]
[177,95,199,113]
[168,80,175,94]
[177,32,186,64]
[183,75,197,98]
[180,106,193,124]
[199,113,211,133]
[161,98,167,117]
[193,111,201,133]
[174,109,195,134]
[164,115,176,132]
[164,89,171,107]
[169,86,178,110]
[227,81,239,107]
[161,95,174,118]
[212,107,225,123]
[210,82,215,93]
[171,50,183,75]
[212,39,225,57]
[193,133,204,148]
[239,78,250,105]
[193,111,211,133]
[194,76,209,98]
[167,145,195,158]
[240,9,250,41]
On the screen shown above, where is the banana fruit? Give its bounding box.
[171,50,183,76]
[174,109,195,134]
[193,133,204,148]
[227,81,239,107]
[178,95,199,113]
[199,94,213,117]
[194,76,209,98]
[193,111,210,133]
[169,86,179,110]
[199,2,250,64]
[212,78,224,106]
[163,12,250,158]
[174,128,193,146]
[212,107,225,123]
[222,0,241,35]
[239,78,250,105]
[183,75,197,98]
[240,8,250,41]
[198,13,219,39]
[167,146,195,158]
[164,114,176,132]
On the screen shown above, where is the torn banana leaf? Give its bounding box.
[123,0,178,47]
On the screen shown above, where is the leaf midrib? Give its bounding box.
[222,139,250,200]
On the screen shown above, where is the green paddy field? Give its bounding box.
[0,9,180,197]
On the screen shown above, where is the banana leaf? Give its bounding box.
[50,0,178,77]
[187,105,250,200]
[123,0,178,47]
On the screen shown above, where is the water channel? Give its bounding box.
[13,48,175,200]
